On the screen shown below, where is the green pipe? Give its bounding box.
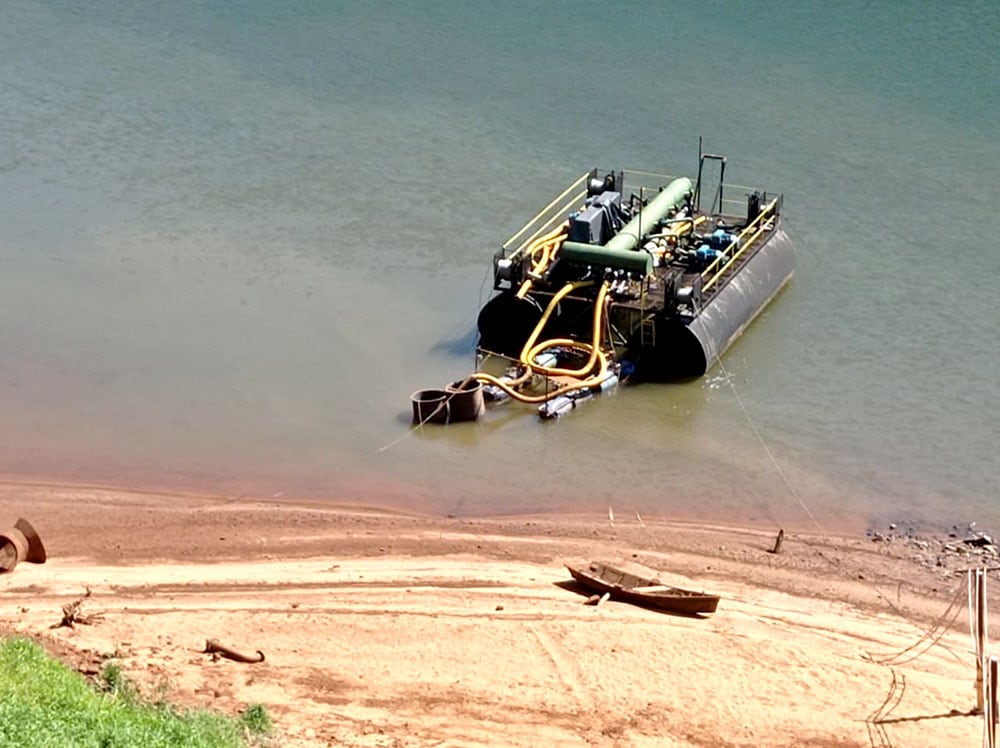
[561,241,653,275]
[604,177,692,253]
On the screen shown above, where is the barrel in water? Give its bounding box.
[410,388,450,425]
[445,379,485,422]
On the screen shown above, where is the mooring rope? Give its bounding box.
[707,340,825,534]
[866,578,968,666]
[702,228,982,674]
[373,265,495,457]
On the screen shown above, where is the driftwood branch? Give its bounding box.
[52,588,103,629]
[203,638,265,663]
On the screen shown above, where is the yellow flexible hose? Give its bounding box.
[471,350,610,404]
[529,225,566,262]
[517,280,592,359]
[515,222,569,300]
[471,279,612,404]
[521,281,610,378]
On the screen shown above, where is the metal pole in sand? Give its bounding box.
[987,655,998,748]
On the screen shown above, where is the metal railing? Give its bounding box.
[497,169,776,282]
[501,171,591,261]
[701,196,781,293]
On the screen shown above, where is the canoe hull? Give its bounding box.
[566,562,720,615]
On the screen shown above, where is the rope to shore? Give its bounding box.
[865,578,967,667]
[373,376,477,455]
[373,269,493,456]
[709,338,973,670]
[783,217,823,272]
[710,352,825,534]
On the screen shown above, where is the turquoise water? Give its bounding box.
[2,1,998,532]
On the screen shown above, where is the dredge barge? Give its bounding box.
[412,145,794,423]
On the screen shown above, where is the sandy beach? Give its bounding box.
[0,480,992,746]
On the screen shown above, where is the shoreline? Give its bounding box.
[0,482,992,746]
[0,470,886,536]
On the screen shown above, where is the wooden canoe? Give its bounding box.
[566,561,720,615]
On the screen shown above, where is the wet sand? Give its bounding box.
[0,481,989,746]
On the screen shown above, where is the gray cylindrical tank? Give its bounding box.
[648,227,795,377]
[687,227,796,373]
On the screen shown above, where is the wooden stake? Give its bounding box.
[769,529,785,554]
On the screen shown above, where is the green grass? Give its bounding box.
[0,637,273,748]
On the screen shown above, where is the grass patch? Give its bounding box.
[238,704,272,735]
[0,637,273,747]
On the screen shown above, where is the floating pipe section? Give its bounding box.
[410,388,450,424]
[444,378,486,421]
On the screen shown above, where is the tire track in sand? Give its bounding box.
[530,625,592,713]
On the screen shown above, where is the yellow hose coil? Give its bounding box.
[472,280,612,404]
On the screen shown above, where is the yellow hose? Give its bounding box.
[517,280,592,359]
[515,222,568,300]
[529,236,561,276]
[471,351,610,404]
[521,281,610,378]
[647,214,707,239]
[526,221,569,256]
[471,279,612,404]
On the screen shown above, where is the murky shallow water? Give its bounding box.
[2,1,999,533]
